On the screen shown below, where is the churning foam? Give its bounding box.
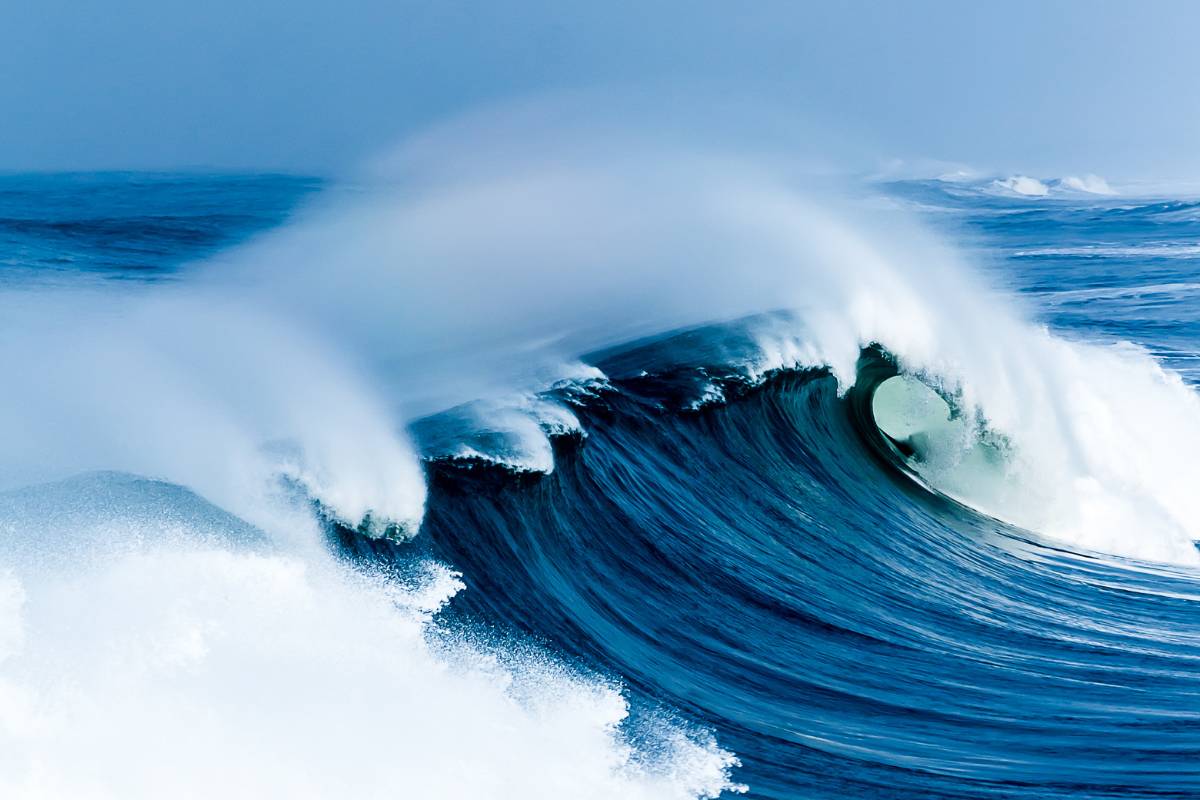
[0,474,742,799]
[992,175,1050,197]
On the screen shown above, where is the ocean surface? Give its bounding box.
[1,168,1199,799]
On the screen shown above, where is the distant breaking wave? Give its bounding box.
[988,173,1116,198]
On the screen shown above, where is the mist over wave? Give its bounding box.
[183,107,1200,562]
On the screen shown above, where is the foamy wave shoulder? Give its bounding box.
[0,473,743,799]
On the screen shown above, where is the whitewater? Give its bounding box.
[1,119,1199,799]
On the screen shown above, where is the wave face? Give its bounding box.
[3,159,1200,800]
[379,337,1200,800]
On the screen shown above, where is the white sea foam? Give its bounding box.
[1058,174,1117,196]
[992,175,1050,197]
[442,404,570,474]
[984,173,1116,199]
[0,474,743,799]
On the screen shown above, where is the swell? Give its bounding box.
[336,351,1200,800]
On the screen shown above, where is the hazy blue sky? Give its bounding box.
[3,1,1198,178]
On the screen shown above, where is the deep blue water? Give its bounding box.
[3,173,1200,799]
[0,172,321,283]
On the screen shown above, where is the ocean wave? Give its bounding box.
[4,116,1200,798]
[6,128,1194,564]
[537,313,1200,567]
[407,352,1200,799]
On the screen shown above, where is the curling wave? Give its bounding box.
[372,327,1200,799]
[3,112,1200,799]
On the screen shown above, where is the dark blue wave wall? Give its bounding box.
[348,356,1200,800]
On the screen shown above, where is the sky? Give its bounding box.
[3,1,1199,179]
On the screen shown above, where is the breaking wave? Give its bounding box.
[2,110,1200,798]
